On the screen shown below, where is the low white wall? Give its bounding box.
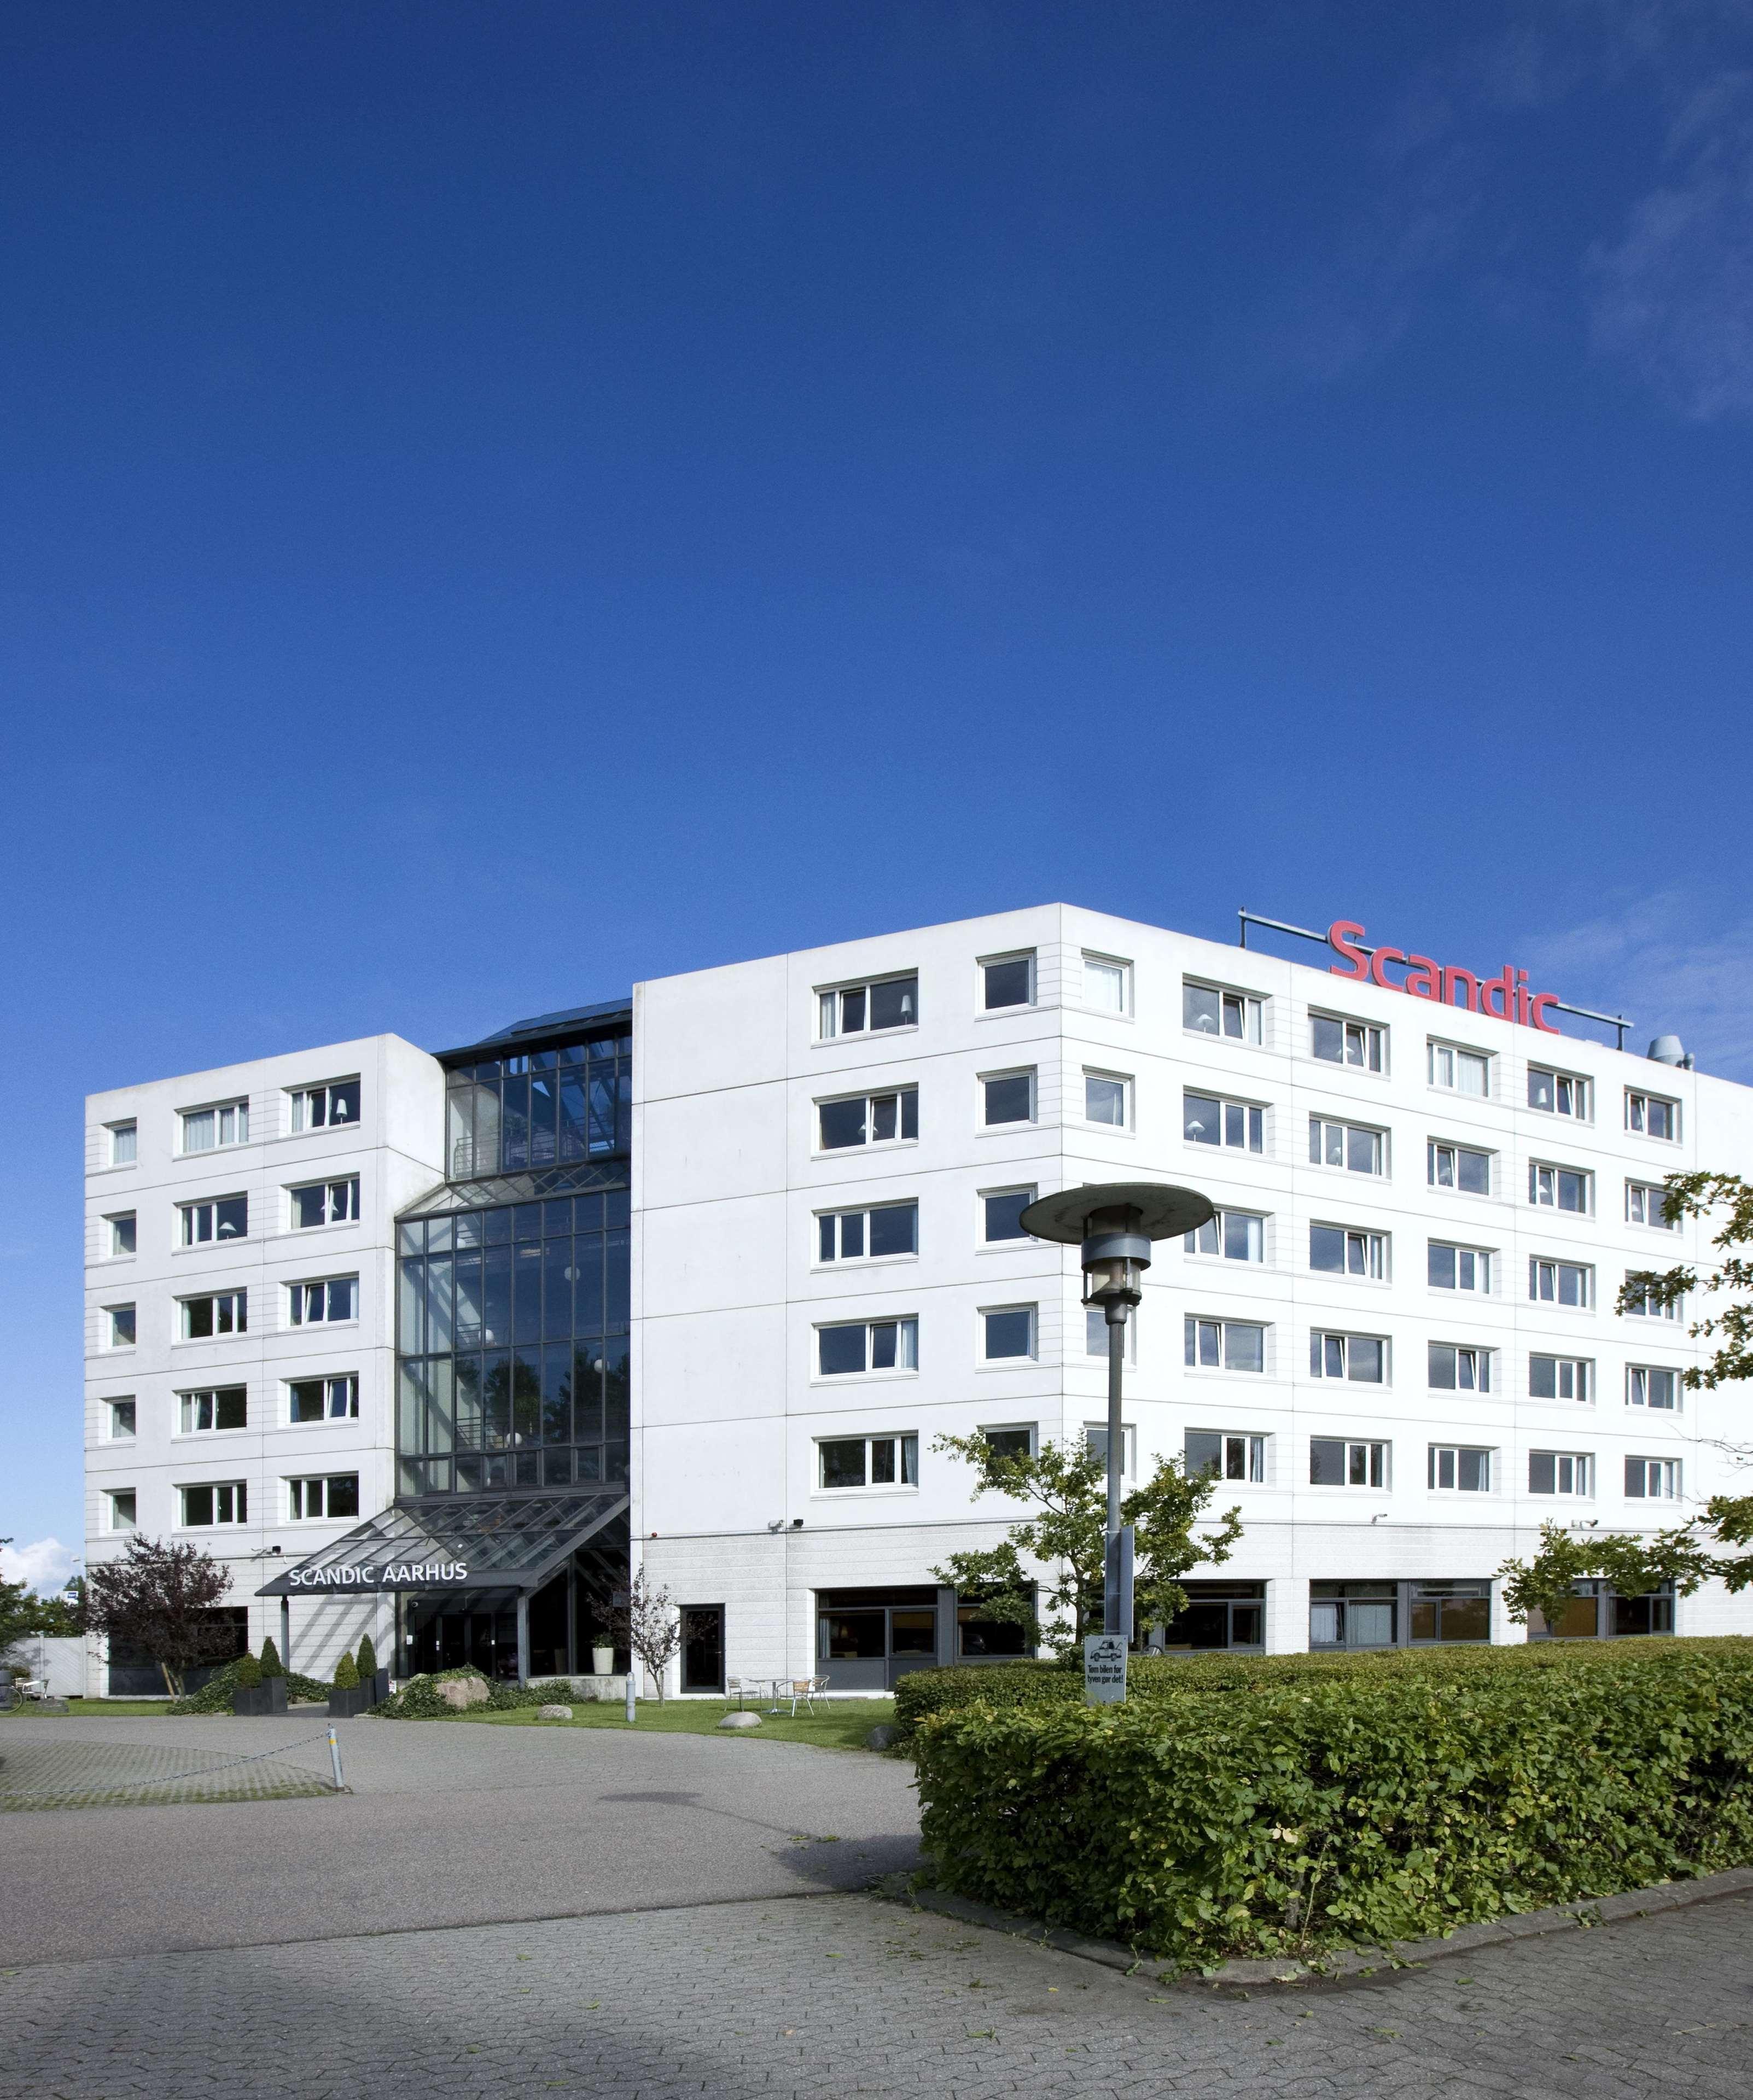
[4,1636,92,1698]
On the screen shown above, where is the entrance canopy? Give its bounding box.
[257,1490,628,1597]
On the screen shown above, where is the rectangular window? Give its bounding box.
[1084,954,1130,1014]
[1429,1141,1490,1194]
[106,1489,137,1532]
[1186,1093,1265,1152]
[1530,1354,1592,1402]
[1627,1090,1678,1141]
[1309,1223,1385,1278]
[289,1374,359,1424]
[1530,1162,1591,1212]
[982,1188,1034,1243]
[180,1195,248,1246]
[1311,1117,1385,1175]
[1084,1422,1137,1477]
[1428,1042,1490,1096]
[180,1481,247,1527]
[107,1304,137,1347]
[288,1474,360,1521]
[292,1178,360,1230]
[106,1398,136,1439]
[1312,1014,1384,1071]
[1309,1330,1385,1382]
[817,974,918,1039]
[180,1101,249,1153]
[981,1305,1036,1361]
[981,1071,1034,1127]
[1185,1431,1265,1482]
[1187,1210,1266,1263]
[182,1291,247,1338]
[107,1214,136,1257]
[108,1121,137,1166]
[817,1201,918,1263]
[1183,981,1261,1043]
[1627,1181,1680,1229]
[1428,1343,1492,1392]
[290,1080,360,1132]
[1530,1258,1592,1308]
[178,1387,247,1433]
[1628,1365,1681,1411]
[1184,1315,1266,1373]
[1428,1444,1492,1492]
[816,1317,918,1376]
[817,1433,918,1490]
[1084,1070,1129,1127]
[980,953,1034,1011]
[1086,1305,1137,1358]
[1625,1456,1679,1500]
[288,1277,357,1326]
[1428,1241,1491,1293]
[1529,1067,1590,1119]
[1623,1274,1683,1320]
[1529,1451,1593,1497]
[1309,1438,1388,1487]
[982,1425,1035,1460]
[817,1087,919,1150]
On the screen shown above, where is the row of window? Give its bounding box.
[100,1276,358,1348]
[812,955,1682,1135]
[100,1376,359,1442]
[101,1081,360,1168]
[98,1177,362,1259]
[103,1472,361,1533]
[812,1299,1687,1402]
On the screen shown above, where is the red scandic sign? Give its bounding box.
[1326,921,1562,1034]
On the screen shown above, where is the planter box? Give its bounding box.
[369,1669,391,1704]
[328,1683,375,1720]
[232,1678,288,1717]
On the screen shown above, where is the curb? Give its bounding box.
[899,1864,1753,1987]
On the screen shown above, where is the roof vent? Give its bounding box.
[1647,1034,1688,1066]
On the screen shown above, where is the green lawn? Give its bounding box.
[5,1699,171,1719]
[444,1696,896,1752]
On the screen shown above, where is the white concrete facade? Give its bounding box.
[632,904,1753,1684]
[83,1035,444,1690]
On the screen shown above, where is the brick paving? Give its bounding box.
[2,1887,1748,2098]
[0,1735,337,1810]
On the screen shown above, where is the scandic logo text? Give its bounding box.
[287,1560,468,1590]
[1327,921,1561,1033]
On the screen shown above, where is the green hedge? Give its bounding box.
[372,1669,578,1718]
[912,1638,1753,1965]
[166,1656,332,1713]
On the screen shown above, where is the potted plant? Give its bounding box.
[255,1636,288,1714]
[328,1649,373,1720]
[591,1643,614,1676]
[230,1652,272,1717]
[356,1634,390,1705]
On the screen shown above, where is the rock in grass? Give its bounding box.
[718,1711,762,1730]
[865,1724,898,1751]
[537,1704,574,1720]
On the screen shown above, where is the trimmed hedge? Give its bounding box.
[166,1656,332,1713]
[912,1638,1753,1965]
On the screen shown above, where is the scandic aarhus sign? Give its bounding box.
[1326,920,1563,1032]
[286,1560,469,1592]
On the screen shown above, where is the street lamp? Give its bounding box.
[1020,1182,1215,1641]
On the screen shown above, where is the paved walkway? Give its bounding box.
[3,1886,1748,2098]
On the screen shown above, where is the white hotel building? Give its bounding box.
[82,904,1753,1696]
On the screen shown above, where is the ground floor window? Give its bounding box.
[1531,1580,1674,1640]
[107,1607,247,1698]
[1410,1582,1490,1643]
[681,1605,725,1693]
[817,1586,942,1693]
[1158,1581,1265,1652]
[1312,1579,1493,1650]
[956,1589,1034,1659]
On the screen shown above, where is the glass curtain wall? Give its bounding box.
[398,1191,630,1495]
[446,1035,631,1179]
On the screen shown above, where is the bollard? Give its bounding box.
[624,1674,636,1725]
[328,1725,346,1792]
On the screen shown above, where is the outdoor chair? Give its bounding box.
[781,1678,822,1717]
[725,1677,747,1711]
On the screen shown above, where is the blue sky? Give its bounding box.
[5,1,1752,1578]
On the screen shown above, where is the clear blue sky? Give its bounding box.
[5,2,1751,1573]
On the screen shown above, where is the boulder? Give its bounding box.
[865,1724,898,1751]
[537,1704,574,1721]
[718,1710,762,1730]
[436,1675,491,1711]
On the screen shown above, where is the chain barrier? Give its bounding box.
[0,1728,349,1799]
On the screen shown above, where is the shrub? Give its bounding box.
[166,1656,331,1713]
[258,1637,284,1678]
[333,1652,360,1689]
[913,1638,1753,1965]
[356,1634,377,1680]
[372,1671,592,1719]
[233,1653,262,1689]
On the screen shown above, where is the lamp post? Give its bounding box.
[1020,1182,1214,1653]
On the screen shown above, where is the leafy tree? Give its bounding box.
[1500,1171,1753,1619]
[0,1545,85,1654]
[612,1567,682,1699]
[929,1433,1244,1653]
[83,1536,237,1696]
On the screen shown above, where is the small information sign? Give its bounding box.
[1084,1633,1127,1705]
